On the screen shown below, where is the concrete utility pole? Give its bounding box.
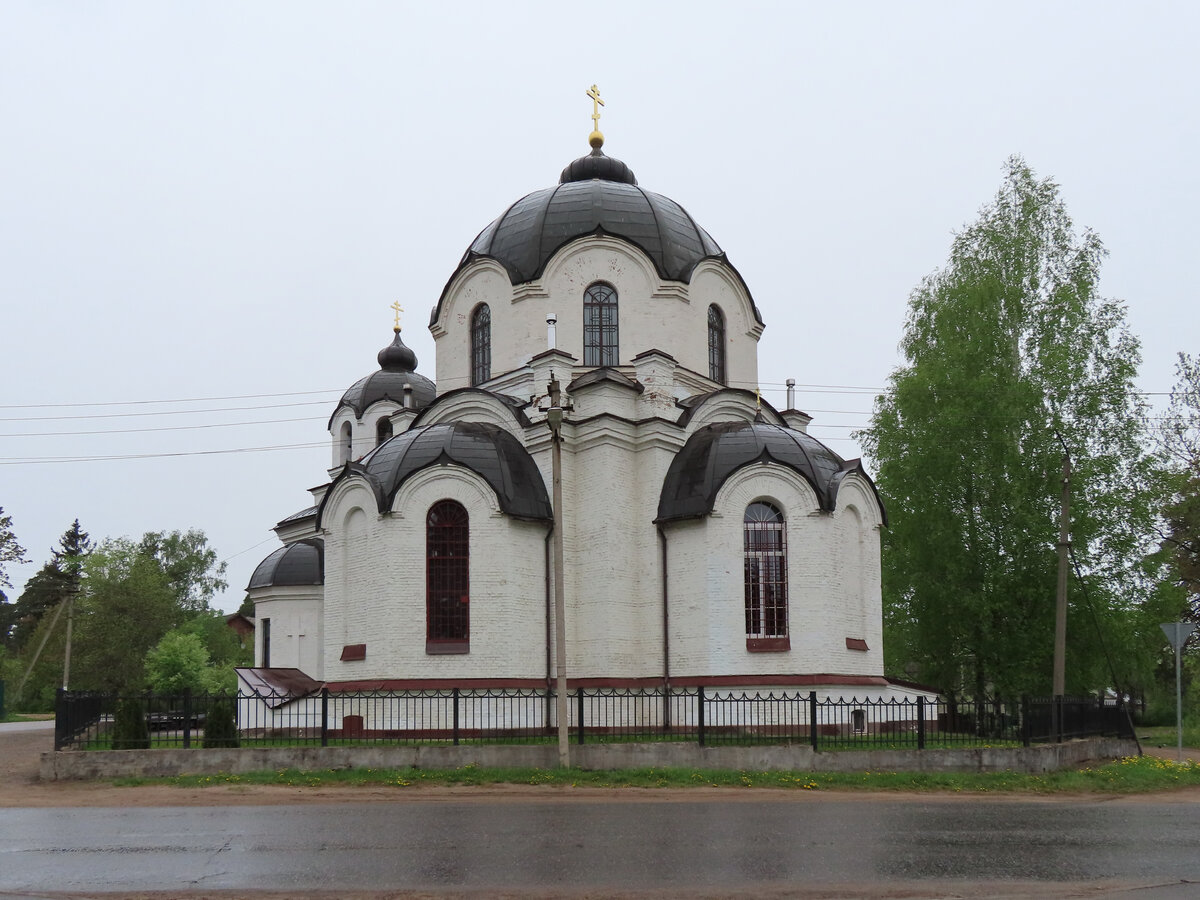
[1053,451,1071,698]
[547,373,569,768]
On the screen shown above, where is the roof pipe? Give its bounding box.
[786,378,795,410]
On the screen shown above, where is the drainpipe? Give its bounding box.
[544,528,553,696]
[658,525,670,727]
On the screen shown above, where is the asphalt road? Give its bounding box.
[4,797,1200,898]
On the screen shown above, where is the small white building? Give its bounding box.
[243,126,924,708]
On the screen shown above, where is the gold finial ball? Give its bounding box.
[589,129,604,149]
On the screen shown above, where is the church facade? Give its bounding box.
[243,120,924,704]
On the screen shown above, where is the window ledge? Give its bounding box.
[746,637,790,652]
[426,640,470,655]
[845,638,869,652]
[340,643,367,661]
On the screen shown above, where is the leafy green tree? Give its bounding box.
[6,521,92,651]
[0,507,28,591]
[145,630,213,695]
[860,157,1160,699]
[1157,353,1200,617]
[137,530,227,612]
[68,538,182,693]
[0,507,29,640]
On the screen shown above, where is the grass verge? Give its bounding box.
[111,756,1200,794]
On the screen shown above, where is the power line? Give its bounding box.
[0,441,328,465]
[0,389,342,410]
[0,416,322,438]
[0,400,334,423]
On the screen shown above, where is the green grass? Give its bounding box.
[108,756,1200,794]
[1138,723,1200,749]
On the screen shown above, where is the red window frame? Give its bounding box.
[426,500,470,653]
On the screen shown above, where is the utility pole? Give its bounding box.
[546,373,569,768]
[1053,450,1071,698]
[61,587,76,691]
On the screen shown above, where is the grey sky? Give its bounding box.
[2,1,1196,612]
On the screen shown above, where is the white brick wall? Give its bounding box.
[432,237,761,396]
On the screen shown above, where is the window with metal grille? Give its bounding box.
[708,304,726,384]
[744,501,788,641]
[426,500,470,651]
[583,282,618,366]
[470,303,491,386]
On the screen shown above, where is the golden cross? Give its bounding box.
[390,300,404,331]
[587,84,604,130]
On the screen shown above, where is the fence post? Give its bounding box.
[452,687,460,746]
[917,695,925,750]
[809,691,818,752]
[320,687,329,747]
[577,688,585,745]
[182,688,192,749]
[697,686,706,747]
[54,687,66,751]
[1021,695,1031,747]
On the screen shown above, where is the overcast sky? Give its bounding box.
[2,2,1196,613]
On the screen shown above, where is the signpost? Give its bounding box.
[1160,622,1197,762]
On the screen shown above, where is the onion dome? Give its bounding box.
[321,422,553,524]
[656,421,885,524]
[247,538,324,590]
[328,328,436,428]
[432,141,743,326]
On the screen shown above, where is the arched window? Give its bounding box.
[376,417,393,447]
[426,500,470,652]
[583,282,618,367]
[708,304,726,384]
[339,421,353,465]
[470,303,491,386]
[744,501,788,648]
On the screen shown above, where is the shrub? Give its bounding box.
[202,696,239,748]
[112,698,150,749]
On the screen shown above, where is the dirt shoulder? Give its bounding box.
[6,726,1200,808]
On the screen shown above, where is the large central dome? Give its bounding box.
[437,145,726,310]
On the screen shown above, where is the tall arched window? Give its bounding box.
[708,304,726,384]
[583,282,618,366]
[426,500,470,652]
[744,501,789,648]
[470,303,491,386]
[376,417,393,447]
[339,421,353,465]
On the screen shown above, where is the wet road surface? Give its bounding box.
[3,797,1200,897]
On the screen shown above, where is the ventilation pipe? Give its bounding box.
[547,313,557,351]
[402,383,412,409]
[786,378,796,410]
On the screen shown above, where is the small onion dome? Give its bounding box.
[328,329,436,428]
[324,421,553,524]
[655,421,886,524]
[559,146,637,185]
[247,538,325,590]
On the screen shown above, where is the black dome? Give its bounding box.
[329,329,436,428]
[247,538,324,590]
[656,421,885,524]
[560,147,638,185]
[350,421,552,523]
[432,147,730,326]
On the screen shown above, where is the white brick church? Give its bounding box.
[241,117,926,704]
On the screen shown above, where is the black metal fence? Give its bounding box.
[54,686,1136,752]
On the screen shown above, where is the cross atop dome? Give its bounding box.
[587,84,605,149]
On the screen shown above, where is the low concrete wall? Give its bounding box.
[39,737,1139,782]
